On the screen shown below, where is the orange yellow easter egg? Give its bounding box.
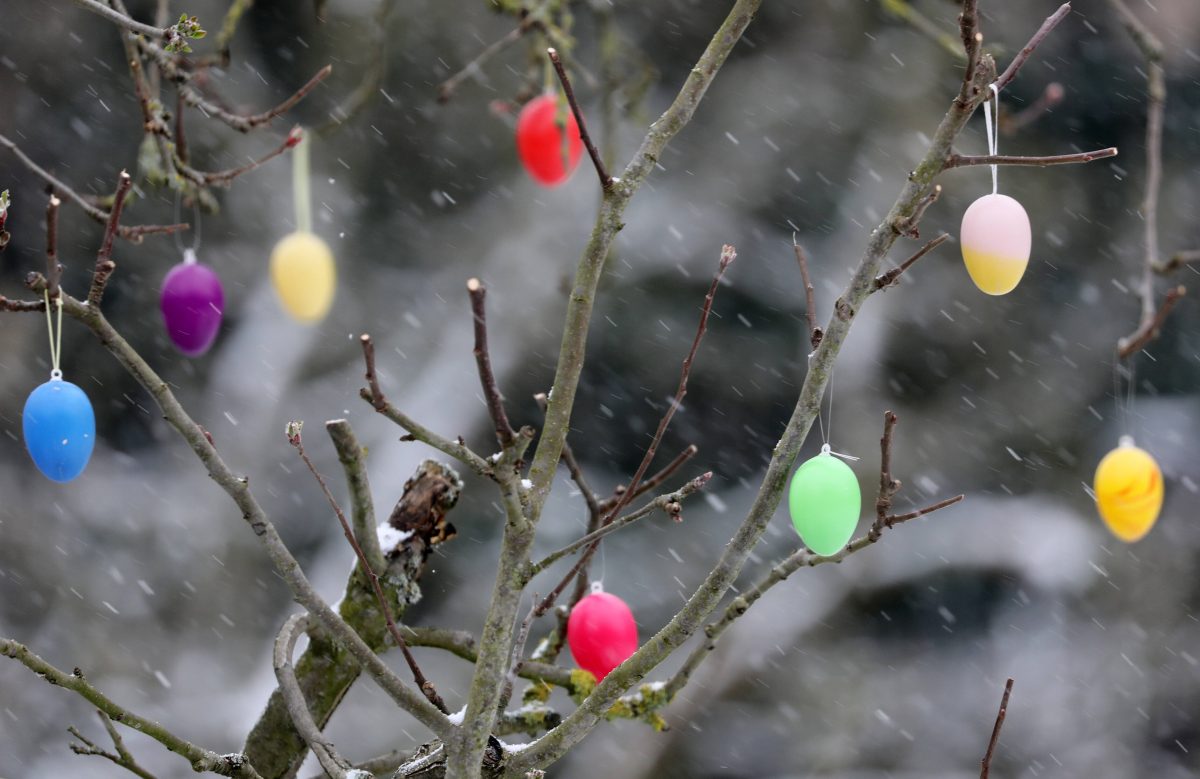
[960,193,1031,295]
[1093,440,1163,543]
[270,231,336,322]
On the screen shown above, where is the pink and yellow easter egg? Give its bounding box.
[959,193,1031,295]
[1093,439,1163,543]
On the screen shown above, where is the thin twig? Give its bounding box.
[72,0,163,39]
[288,422,450,714]
[178,65,332,133]
[956,0,982,108]
[68,710,159,779]
[548,47,612,189]
[1110,0,1168,353]
[175,125,303,186]
[437,18,536,103]
[992,3,1072,92]
[1002,81,1064,134]
[530,472,712,575]
[946,147,1117,168]
[468,278,517,448]
[533,245,735,618]
[0,133,187,240]
[45,195,62,299]
[892,183,942,238]
[318,0,396,134]
[1155,249,1200,275]
[1116,285,1186,359]
[980,678,1015,779]
[875,233,951,290]
[1,639,261,777]
[793,237,822,351]
[88,170,133,307]
[359,333,494,478]
[599,444,700,512]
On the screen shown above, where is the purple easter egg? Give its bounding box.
[160,254,224,356]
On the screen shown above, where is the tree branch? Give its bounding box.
[793,238,822,351]
[72,0,164,39]
[874,233,951,290]
[0,133,187,240]
[1,638,262,778]
[178,65,332,134]
[437,20,533,103]
[980,678,1015,779]
[945,147,1117,168]
[1116,285,1186,359]
[992,2,1072,92]
[273,614,361,779]
[288,423,450,715]
[529,471,712,576]
[68,710,159,779]
[359,333,494,478]
[548,47,612,190]
[175,126,303,187]
[1155,249,1200,275]
[468,278,517,449]
[87,170,132,307]
[326,419,384,573]
[24,284,453,741]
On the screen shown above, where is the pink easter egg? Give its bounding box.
[160,259,225,356]
[959,193,1032,295]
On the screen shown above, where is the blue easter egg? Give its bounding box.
[23,378,96,482]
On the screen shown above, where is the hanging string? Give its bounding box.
[293,129,313,234]
[983,83,1000,195]
[173,188,202,256]
[1111,351,1138,444]
[42,289,63,380]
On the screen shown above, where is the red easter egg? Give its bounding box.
[566,590,638,681]
[515,93,583,187]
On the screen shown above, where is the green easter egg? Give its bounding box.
[788,452,861,556]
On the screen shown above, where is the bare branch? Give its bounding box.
[0,133,187,240]
[793,238,822,351]
[1156,249,1200,275]
[88,170,133,307]
[468,278,517,448]
[530,471,712,576]
[68,710,159,779]
[874,233,951,290]
[956,0,982,107]
[359,333,494,478]
[599,444,700,512]
[548,47,612,189]
[288,422,449,714]
[892,183,942,238]
[980,678,1015,778]
[437,21,532,103]
[179,65,332,133]
[1,638,261,778]
[273,614,358,779]
[993,3,1072,92]
[72,0,164,39]
[946,147,1117,168]
[326,418,384,574]
[176,126,303,187]
[1116,285,1186,359]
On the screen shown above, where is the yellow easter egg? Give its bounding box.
[960,193,1031,295]
[270,231,336,322]
[1093,440,1163,543]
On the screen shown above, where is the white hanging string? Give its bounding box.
[983,83,1000,195]
[42,289,63,380]
[173,188,202,256]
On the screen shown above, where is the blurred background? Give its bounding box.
[2,0,1199,776]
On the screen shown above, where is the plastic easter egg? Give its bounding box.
[567,590,638,681]
[1093,438,1163,543]
[270,231,336,322]
[788,450,860,556]
[515,93,583,187]
[160,252,224,356]
[23,377,95,483]
[959,193,1032,295]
